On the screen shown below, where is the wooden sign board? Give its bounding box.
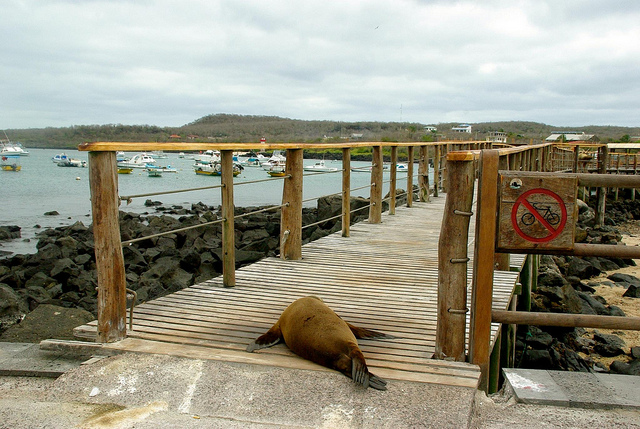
[497,172,577,252]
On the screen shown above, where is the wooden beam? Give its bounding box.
[435,157,475,361]
[418,145,430,202]
[220,150,236,287]
[390,147,397,215]
[369,146,383,223]
[89,151,127,343]
[342,148,351,237]
[406,146,414,208]
[469,149,500,392]
[281,148,303,259]
[492,310,640,330]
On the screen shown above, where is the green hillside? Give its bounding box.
[5,114,639,149]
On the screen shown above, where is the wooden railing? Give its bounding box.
[79,140,491,343]
[437,144,640,392]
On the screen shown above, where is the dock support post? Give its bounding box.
[389,147,397,214]
[596,145,609,226]
[369,145,383,223]
[221,150,236,287]
[406,146,414,207]
[435,152,475,361]
[418,145,430,202]
[342,148,351,237]
[89,151,127,343]
[469,149,500,392]
[281,148,303,259]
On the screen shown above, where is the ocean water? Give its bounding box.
[1,148,422,255]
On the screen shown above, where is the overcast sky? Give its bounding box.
[2,0,639,129]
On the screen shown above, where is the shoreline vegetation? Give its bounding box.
[6,114,640,149]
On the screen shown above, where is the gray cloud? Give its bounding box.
[1,0,639,128]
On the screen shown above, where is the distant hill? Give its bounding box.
[5,114,639,149]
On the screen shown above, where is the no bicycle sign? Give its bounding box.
[497,173,577,252]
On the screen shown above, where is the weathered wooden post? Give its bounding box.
[369,145,383,223]
[89,151,127,343]
[595,145,608,226]
[389,146,397,214]
[434,152,475,361]
[406,146,414,207]
[469,149,500,392]
[494,155,510,271]
[220,150,236,287]
[342,147,351,237]
[433,145,440,197]
[281,148,303,259]
[418,145,430,202]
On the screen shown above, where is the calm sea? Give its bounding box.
[1,148,422,255]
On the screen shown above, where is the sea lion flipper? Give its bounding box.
[246,324,283,352]
[351,356,370,388]
[368,373,388,391]
[347,322,397,340]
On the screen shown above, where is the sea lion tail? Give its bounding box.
[347,323,397,340]
[246,324,283,352]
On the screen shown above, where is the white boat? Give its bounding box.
[116,151,127,162]
[245,153,269,167]
[261,150,286,170]
[350,164,390,172]
[57,158,86,167]
[303,160,338,172]
[147,168,163,177]
[152,150,168,159]
[194,161,242,176]
[52,153,69,163]
[1,131,29,156]
[396,163,408,172]
[117,153,157,169]
[194,150,221,164]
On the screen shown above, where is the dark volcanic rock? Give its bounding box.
[593,332,626,357]
[0,304,94,343]
[622,285,640,298]
[0,225,21,241]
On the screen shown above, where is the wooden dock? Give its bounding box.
[75,197,522,389]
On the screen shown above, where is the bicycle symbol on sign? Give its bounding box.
[520,203,561,226]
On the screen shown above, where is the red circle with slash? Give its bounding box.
[511,188,567,243]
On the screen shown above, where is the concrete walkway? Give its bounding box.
[2,342,640,428]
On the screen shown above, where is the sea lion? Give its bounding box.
[246,296,394,390]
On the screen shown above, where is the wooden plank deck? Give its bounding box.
[75,197,522,389]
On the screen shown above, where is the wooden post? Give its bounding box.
[221,150,236,287]
[89,151,127,343]
[389,147,397,215]
[573,145,580,173]
[418,145,430,202]
[406,146,414,207]
[469,149,500,392]
[595,145,608,226]
[433,145,440,197]
[434,153,475,361]
[494,155,510,271]
[488,330,501,394]
[369,146,383,223]
[281,148,303,259]
[342,148,351,237]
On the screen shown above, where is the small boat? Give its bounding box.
[147,168,163,177]
[52,153,69,163]
[1,155,21,171]
[57,158,86,167]
[157,165,178,173]
[116,151,127,162]
[267,164,286,177]
[118,167,133,174]
[395,163,409,172]
[245,153,269,167]
[1,131,29,156]
[117,153,157,169]
[261,150,286,170]
[151,150,168,159]
[303,160,338,172]
[194,149,221,164]
[194,161,242,176]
